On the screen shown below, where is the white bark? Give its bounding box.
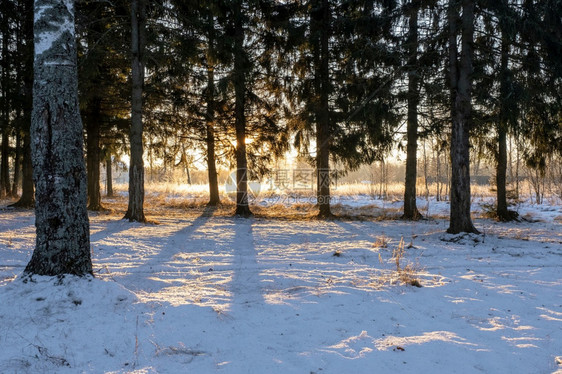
[25,0,92,276]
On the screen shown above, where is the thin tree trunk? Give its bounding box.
[496,26,517,221]
[316,0,332,218]
[447,0,478,234]
[14,131,35,207]
[515,137,520,199]
[124,0,146,222]
[496,119,508,216]
[86,98,103,210]
[0,128,10,197]
[11,0,34,208]
[148,142,154,182]
[206,113,220,205]
[106,156,113,197]
[0,13,10,198]
[403,0,421,220]
[436,141,442,201]
[206,13,220,206]
[233,1,251,217]
[186,163,191,185]
[444,139,449,199]
[423,138,429,200]
[25,0,92,276]
[180,147,192,185]
[12,129,21,196]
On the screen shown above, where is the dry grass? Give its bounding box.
[391,237,423,287]
[90,179,561,222]
[373,236,391,249]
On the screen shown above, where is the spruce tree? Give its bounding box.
[11,0,35,208]
[124,0,147,222]
[447,0,479,234]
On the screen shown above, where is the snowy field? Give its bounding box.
[0,195,561,373]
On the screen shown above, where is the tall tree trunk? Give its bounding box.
[233,2,252,217]
[0,129,10,197]
[206,13,220,206]
[403,0,421,220]
[86,98,103,210]
[14,131,35,207]
[423,138,429,200]
[179,148,192,185]
[12,129,21,196]
[315,0,332,218]
[124,0,146,222]
[496,26,517,221]
[11,0,34,208]
[106,156,113,197]
[0,14,10,199]
[447,0,478,234]
[25,0,92,276]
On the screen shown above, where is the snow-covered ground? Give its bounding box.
[0,196,561,373]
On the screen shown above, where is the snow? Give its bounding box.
[0,197,561,373]
[34,0,76,58]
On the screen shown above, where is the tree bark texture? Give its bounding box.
[0,14,11,198]
[0,130,10,197]
[233,2,252,217]
[106,156,113,197]
[315,0,332,218]
[447,0,478,234]
[15,131,35,207]
[206,13,220,206]
[12,130,21,196]
[496,27,517,221]
[124,0,146,222]
[403,0,422,220]
[13,0,35,208]
[25,0,92,276]
[86,98,102,210]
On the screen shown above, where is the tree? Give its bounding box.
[205,11,220,206]
[313,0,332,218]
[447,0,479,234]
[402,0,423,220]
[518,0,562,204]
[0,0,14,198]
[78,2,106,211]
[286,0,399,218]
[25,0,92,276]
[124,0,147,222]
[487,0,520,221]
[10,0,35,208]
[231,0,252,217]
[76,0,130,211]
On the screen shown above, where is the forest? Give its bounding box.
[0,0,561,373]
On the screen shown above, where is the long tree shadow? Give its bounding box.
[95,206,222,299]
[230,217,263,309]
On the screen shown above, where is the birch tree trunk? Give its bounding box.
[25,0,92,276]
